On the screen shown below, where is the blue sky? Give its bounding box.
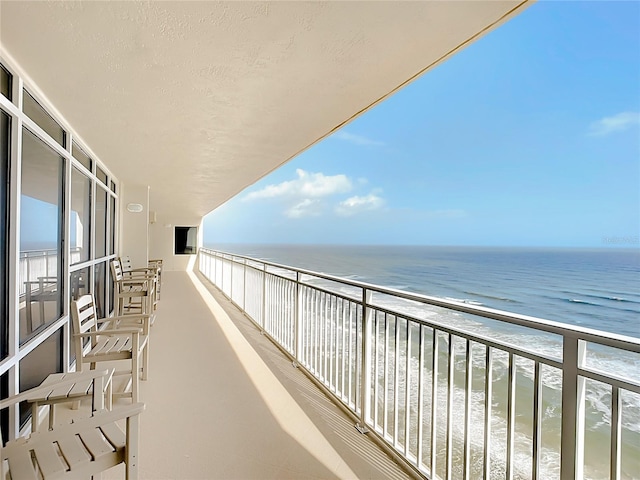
[204,1,640,248]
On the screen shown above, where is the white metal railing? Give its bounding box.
[198,248,640,480]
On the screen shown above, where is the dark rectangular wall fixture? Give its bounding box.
[175,226,197,255]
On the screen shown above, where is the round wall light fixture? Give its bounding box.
[126,203,144,213]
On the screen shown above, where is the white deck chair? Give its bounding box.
[1,374,144,480]
[111,259,156,317]
[70,294,150,403]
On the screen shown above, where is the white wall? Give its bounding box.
[148,212,203,271]
[120,184,150,268]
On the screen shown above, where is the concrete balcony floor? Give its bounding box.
[57,270,412,479]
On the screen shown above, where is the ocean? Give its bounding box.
[204,243,640,479]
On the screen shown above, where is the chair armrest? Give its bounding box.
[0,369,111,410]
[73,328,143,338]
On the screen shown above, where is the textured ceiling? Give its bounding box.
[0,1,530,220]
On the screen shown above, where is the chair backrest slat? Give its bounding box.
[71,294,98,334]
[110,259,123,284]
[121,256,133,274]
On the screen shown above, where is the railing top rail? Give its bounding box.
[200,247,640,352]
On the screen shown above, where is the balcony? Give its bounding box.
[195,248,640,480]
[64,268,410,480]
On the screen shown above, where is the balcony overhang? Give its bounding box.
[0,1,531,220]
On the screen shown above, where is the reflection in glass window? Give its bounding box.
[72,141,92,172]
[19,329,62,426]
[94,262,106,319]
[70,267,90,302]
[95,187,107,258]
[0,65,11,101]
[96,166,107,185]
[0,111,9,359]
[70,167,91,264]
[69,267,90,366]
[23,91,65,147]
[19,129,64,344]
[110,195,116,255]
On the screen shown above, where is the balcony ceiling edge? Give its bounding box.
[0,1,532,219]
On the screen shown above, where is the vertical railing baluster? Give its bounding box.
[506,353,516,480]
[610,386,621,480]
[383,313,390,439]
[374,311,380,429]
[404,320,413,456]
[417,325,425,469]
[340,300,349,404]
[463,339,472,480]
[357,289,373,432]
[446,334,454,480]
[532,361,542,480]
[348,300,354,408]
[561,336,586,480]
[334,296,339,392]
[295,272,301,362]
[430,330,439,478]
[394,316,401,447]
[484,346,493,480]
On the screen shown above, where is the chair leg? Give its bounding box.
[126,413,140,480]
[132,356,139,403]
[142,342,149,381]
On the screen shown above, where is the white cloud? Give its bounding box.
[335,193,385,216]
[244,169,352,201]
[333,131,386,147]
[588,112,640,136]
[285,199,321,218]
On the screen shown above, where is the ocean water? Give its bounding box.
[205,243,640,479]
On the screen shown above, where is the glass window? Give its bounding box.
[72,141,92,172]
[19,129,64,344]
[175,226,198,254]
[110,195,116,255]
[0,65,11,101]
[96,166,107,186]
[94,262,106,319]
[70,267,90,302]
[19,329,62,426]
[0,111,9,360]
[95,187,107,258]
[70,167,91,264]
[110,180,116,193]
[23,91,65,147]
[1,372,8,443]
